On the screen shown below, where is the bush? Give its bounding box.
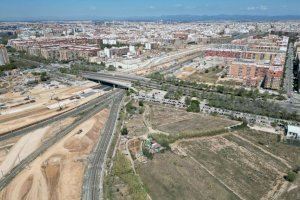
[107,65,116,71]
[284,171,297,182]
[139,107,145,114]
[121,127,128,135]
[142,146,153,159]
[139,101,144,107]
[40,72,49,82]
[126,101,137,115]
[187,100,200,113]
[185,97,191,106]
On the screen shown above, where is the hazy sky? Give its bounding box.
[1,0,300,20]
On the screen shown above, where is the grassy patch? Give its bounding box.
[150,126,239,147]
[104,151,148,200]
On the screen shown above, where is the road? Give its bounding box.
[82,71,300,116]
[0,88,116,142]
[283,42,295,96]
[81,90,125,200]
[0,89,124,191]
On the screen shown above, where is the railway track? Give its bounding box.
[0,87,116,142]
[0,89,123,191]
[82,91,125,200]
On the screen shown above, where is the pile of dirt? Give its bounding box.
[41,155,65,200]
[64,136,90,152]
[19,175,34,200]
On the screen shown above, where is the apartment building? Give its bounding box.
[211,35,288,90]
[229,61,268,86]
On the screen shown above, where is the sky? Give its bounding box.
[1,0,300,20]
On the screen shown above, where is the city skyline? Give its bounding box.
[1,0,300,21]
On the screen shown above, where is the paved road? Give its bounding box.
[0,88,117,142]
[82,91,125,200]
[0,90,123,191]
[284,43,295,95]
[83,72,300,115]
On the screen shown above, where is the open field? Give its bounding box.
[181,134,288,200]
[136,127,299,200]
[136,152,239,200]
[236,129,300,168]
[149,104,238,136]
[0,109,109,200]
[186,67,223,84]
[125,113,148,137]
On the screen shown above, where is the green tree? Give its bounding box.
[107,65,116,71]
[284,171,297,182]
[139,101,144,107]
[142,146,153,159]
[187,100,200,113]
[121,127,128,135]
[40,72,49,82]
[185,97,191,106]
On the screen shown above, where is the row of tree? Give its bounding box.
[149,72,284,100]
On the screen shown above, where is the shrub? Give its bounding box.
[187,100,200,113]
[139,101,144,107]
[284,171,297,182]
[121,127,128,135]
[142,146,153,159]
[107,65,116,71]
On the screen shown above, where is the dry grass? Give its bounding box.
[150,104,238,136]
[136,152,239,200]
[188,67,223,84]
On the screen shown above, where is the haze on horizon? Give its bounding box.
[1,0,300,21]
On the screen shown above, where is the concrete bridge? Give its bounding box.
[81,72,145,91]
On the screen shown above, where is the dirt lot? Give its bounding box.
[0,109,109,200]
[0,81,102,134]
[0,117,76,176]
[149,104,238,135]
[186,67,223,84]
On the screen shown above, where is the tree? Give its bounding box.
[187,100,200,113]
[139,107,145,114]
[142,146,153,159]
[185,97,191,106]
[107,65,116,71]
[121,127,128,135]
[216,85,225,93]
[138,101,144,107]
[40,72,49,82]
[284,171,297,182]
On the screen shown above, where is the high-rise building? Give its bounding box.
[0,45,9,66]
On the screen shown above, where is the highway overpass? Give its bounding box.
[81,72,142,90]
